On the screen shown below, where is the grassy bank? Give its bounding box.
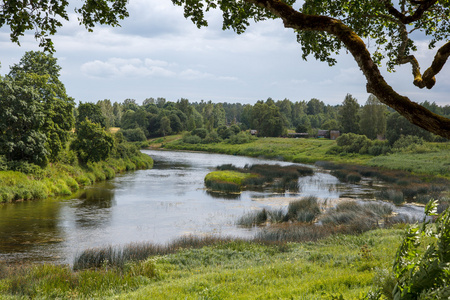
[0,227,404,299]
[0,145,153,203]
[162,136,449,179]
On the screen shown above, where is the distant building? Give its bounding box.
[287,132,309,138]
[317,130,329,138]
[330,130,340,140]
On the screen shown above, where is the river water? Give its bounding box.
[0,150,423,265]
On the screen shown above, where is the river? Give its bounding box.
[0,150,424,265]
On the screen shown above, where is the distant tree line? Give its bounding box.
[92,93,449,147]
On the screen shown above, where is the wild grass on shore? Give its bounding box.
[0,228,405,299]
[0,152,153,203]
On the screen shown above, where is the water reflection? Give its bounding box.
[0,199,63,263]
[0,150,425,264]
[70,182,116,229]
[206,190,241,200]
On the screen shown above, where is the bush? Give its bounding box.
[191,128,208,139]
[368,140,391,156]
[217,126,233,140]
[376,189,404,205]
[372,200,450,299]
[121,128,147,142]
[202,131,221,144]
[336,133,373,154]
[71,120,115,163]
[229,132,253,144]
[182,134,202,144]
[346,172,362,183]
[392,135,424,152]
[237,209,269,227]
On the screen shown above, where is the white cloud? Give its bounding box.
[1,0,449,106]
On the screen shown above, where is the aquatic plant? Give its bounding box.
[287,196,321,223]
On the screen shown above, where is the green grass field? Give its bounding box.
[0,228,405,299]
[163,137,449,179]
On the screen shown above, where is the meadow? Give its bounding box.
[161,136,449,179]
[0,228,405,299]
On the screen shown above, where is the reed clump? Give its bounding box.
[253,200,395,242]
[73,236,238,270]
[237,196,321,227]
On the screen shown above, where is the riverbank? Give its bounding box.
[155,135,449,179]
[0,145,153,203]
[0,227,404,299]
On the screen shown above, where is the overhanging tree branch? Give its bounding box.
[247,0,450,138]
[382,0,438,23]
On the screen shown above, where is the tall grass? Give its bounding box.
[287,196,321,223]
[73,236,238,270]
[237,196,321,227]
[0,151,153,203]
[255,200,395,242]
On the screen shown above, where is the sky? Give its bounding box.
[0,0,449,107]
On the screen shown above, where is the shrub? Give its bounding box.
[217,125,233,140]
[191,128,208,139]
[336,133,373,154]
[376,189,404,205]
[120,128,147,142]
[368,140,391,156]
[229,132,253,144]
[392,135,424,152]
[182,134,202,144]
[373,200,450,299]
[202,131,221,144]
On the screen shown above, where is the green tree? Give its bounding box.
[0,76,48,166]
[252,101,285,137]
[76,102,106,128]
[322,119,340,131]
[112,102,123,127]
[360,95,387,139]
[212,104,227,128]
[159,116,171,136]
[386,112,433,145]
[306,98,325,115]
[292,101,307,128]
[202,102,215,131]
[97,99,115,128]
[8,51,75,161]
[339,94,360,134]
[5,0,450,137]
[71,119,115,163]
[276,99,293,127]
